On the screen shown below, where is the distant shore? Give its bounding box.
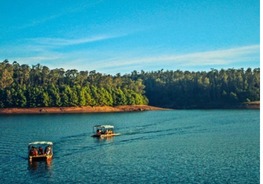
[242,101,260,109]
[0,102,259,114]
[0,105,166,114]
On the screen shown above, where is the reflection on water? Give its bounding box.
[93,136,115,143]
[28,160,52,171]
[27,160,54,183]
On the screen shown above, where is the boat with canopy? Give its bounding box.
[92,125,120,138]
[28,141,53,162]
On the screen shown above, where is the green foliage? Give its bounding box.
[0,61,148,108]
[0,60,259,108]
[127,68,260,108]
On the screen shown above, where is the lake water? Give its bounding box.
[0,110,259,183]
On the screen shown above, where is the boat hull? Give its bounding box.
[92,133,120,138]
[29,154,53,162]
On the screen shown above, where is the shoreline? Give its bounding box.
[0,105,166,114]
[0,102,259,114]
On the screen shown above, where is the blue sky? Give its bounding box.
[0,0,260,74]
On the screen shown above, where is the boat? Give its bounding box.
[92,125,120,138]
[28,141,53,162]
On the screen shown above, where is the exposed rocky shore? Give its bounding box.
[0,105,165,114]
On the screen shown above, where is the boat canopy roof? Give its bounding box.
[28,141,53,146]
[94,125,114,129]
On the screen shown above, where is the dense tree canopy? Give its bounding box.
[127,68,260,108]
[0,60,260,108]
[0,60,148,108]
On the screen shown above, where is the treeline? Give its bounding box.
[127,68,260,108]
[0,60,260,108]
[0,60,148,108]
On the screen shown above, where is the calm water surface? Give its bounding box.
[0,110,259,183]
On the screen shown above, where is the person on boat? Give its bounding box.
[97,129,102,136]
[30,146,38,156]
[38,147,43,155]
[45,146,51,155]
[29,147,34,156]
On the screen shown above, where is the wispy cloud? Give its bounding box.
[94,44,260,73]
[52,44,259,74]
[28,35,121,47]
[15,1,104,30]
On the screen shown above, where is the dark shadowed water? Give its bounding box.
[0,110,259,183]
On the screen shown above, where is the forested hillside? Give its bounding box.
[127,68,260,108]
[0,60,260,108]
[0,60,148,108]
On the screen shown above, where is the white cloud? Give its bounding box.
[102,44,259,68]
[28,35,118,47]
[65,44,259,73]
